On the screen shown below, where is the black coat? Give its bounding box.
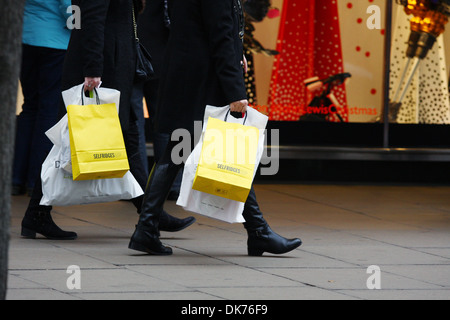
[61,0,137,134]
[137,0,170,79]
[154,0,248,134]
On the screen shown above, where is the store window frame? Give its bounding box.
[266,0,450,161]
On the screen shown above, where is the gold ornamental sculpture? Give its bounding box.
[390,0,450,121]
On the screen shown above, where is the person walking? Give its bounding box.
[21,0,195,241]
[128,0,302,256]
[130,0,183,200]
[12,0,72,197]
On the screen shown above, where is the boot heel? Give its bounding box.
[248,247,264,257]
[128,241,148,253]
[21,227,36,239]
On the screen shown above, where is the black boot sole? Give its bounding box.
[128,240,173,256]
[248,240,302,257]
[21,227,78,240]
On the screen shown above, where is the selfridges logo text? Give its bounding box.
[93,153,116,159]
[217,164,241,174]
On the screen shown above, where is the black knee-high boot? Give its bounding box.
[243,187,302,256]
[128,143,195,232]
[128,143,189,255]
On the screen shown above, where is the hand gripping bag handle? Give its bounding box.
[224,109,248,125]
[81,86,100,105]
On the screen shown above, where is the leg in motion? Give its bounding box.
[128,140,189,255]
[126,96,195,232]
[21,177,77,240]
[243,187,302,256]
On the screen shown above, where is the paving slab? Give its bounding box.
[5,183,450,301]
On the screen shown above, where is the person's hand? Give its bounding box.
[230,99,248,113]
[84,77,102,92]
[242,55,248,74]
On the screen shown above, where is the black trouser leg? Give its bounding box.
[126,90,195,231]
[242,187,268,231]
[128,140,184,255]
[21,168,77,240]
[242,186,302,256]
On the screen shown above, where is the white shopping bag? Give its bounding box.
[62,83,120,112]
[44,114,71,173]
[60,83,121,173]
[39,139,143,206]
[176,105,268,223]
[39,84,143,206]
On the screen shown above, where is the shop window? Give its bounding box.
[246,0,450,130]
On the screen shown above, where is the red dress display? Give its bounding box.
[268,0,349,122]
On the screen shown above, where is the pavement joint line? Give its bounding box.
[296,246,450,289]
[7,274,78,298]
[119,262,229,300]
[340,231,450,261]
[259,185,450,227]
[260,187,427,229]
[8,185,450,300]
[168,245,350,297]
[276,215,450,263]
[51,210,135,234]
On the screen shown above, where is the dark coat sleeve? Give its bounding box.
[200,0,247,104]
[79,0,110,77]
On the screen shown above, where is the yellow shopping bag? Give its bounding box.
[67,96,129,181]
[192,116,260,202]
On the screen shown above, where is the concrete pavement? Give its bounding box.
[5,183,450,300]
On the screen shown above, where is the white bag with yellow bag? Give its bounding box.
[176,105,268,223]
[39,84,143,206]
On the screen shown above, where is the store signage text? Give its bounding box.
[251,104,378,117]
[305,105,378,116]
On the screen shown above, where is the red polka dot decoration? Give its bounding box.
[268,0,349,122]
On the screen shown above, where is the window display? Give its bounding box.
[246,0,450,127]
[15,1,450,150]
[389,0,450,124]
[247,0,386,123]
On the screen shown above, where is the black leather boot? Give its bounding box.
[21,210,77,240]
[128,224,172,255]
[243,188,302,256]
[246,225,302,256]
[128,156,184,255]
[160,210,196,232]
[132,196,196,232]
